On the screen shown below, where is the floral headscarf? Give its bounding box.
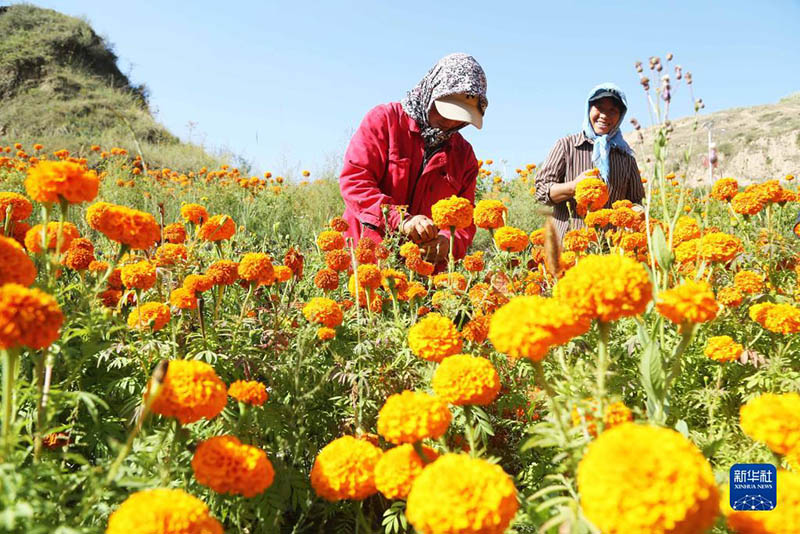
[401,53,488,151]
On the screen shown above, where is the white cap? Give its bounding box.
[434,94,484,129]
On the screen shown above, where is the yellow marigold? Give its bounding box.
[473,199,507,229]
[150,359,226,424]
[191,435,275,498]
[609,206,639,229]
[169,287,197,310]
[377,390,452,444]
[577,423,719,534]
[724,469,800,533]
[121,260,157,290]
[572,399,632,437]
[489,296,590,361]
[325,248,351,271]
[238,253,274,285]
[206,260,239,286]
[310,435,382,501]
[24,222,79,253]
[155,243,187,267]
[406,454,518,534]
[228,380,268,406]
[314,268,339,291]
[24,160,99,204]
[0,236,36,286]
[463,251,485,272]
[494,225,529,252]
[403,281,427,302]
[656,280,718,325]
[553,254,652,323]
[603,401,633,429]
[106,488,222,534]
[0,283,63,350]
[584,208,613,228]
[316,230,345,251]
[162,222,186,244]
[700,232,742,263]
[710,177,739,201]
[717,286,743,308]
[747,179,782,204]
[127,302,171,331]
[563,227,597,252]
[740,392,800,456]
[86,202,160,250]
[432,354,500,405]
[432,272,467,292]
[704,335,743,363]
[329,216,349,232]
[303,297,343,328]
[673,216,700,244]
[317,326,336,340]
[0,192,33,221]
[180,203,208,225]
[407,312,463,362]
[374,444,438,500]
[529,228,545,245]
[273,265,292,283]
[431,195,473,229]
[198,214,235,242]
[731,191,764,215]
[734,270,765,294]
[575,177,609,215]
[357,263,381,289]
[748,302,800,334]
[399,241,421,258]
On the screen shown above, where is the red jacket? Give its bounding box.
[339,102,478,261]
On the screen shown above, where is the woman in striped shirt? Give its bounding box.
[535,83,645,241]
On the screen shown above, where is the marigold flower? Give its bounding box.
[473,199,507,229]
[431,195,473,229]
[198,214,235,242]
[733,270,765,294]
[748,302,800,334]
[317,326,336,340]
[731,191,764,215]
[717,286,743,308]
[563,228,596,252]
[724,470,800,533]
[206,260,239,286]
[489,296,590,361]
[699,232,742,263]
[462,315,490,344]
[656,280,718,325]
[747,179,782,204]
[314,267,339,291]
[355,245,377,265]
[740,392,800,456]
[584,208,613,228]
[406,255,434,276]
[169,287,197,310]
[162,222,187,244]
[377,390,452,444]
[106,488,222,534]
[127,302,171,331]
[399,241,421,258]
[192,435,275,497]
[0,236,36,286]
[154,243,187,267]
[238,253,274,285]
[374,444,438,499]
[710,177,738,201]
[0,283,63,350]
[554,254,652,323]
[24,222,80,253]
[673,216,700,244]
[703,335,743,363]
[577,423,719,534]
[24,160,99,204]
[121,260,157,290]
[273,265,292,283]
[609,206,639,228]
[283,246,304,279]
[463,251,485,272]
[575,177,609,215]
[407,313,462,362]
[317,230,345,251]
[303,297,343,328]
[380,268,408,294]
[86,202,160,250]
[468,282,509,315]
[310,435,382,501]
[492,225,527,252]
[325,249,350,271]
[432,272,467,292]
[432,354,500,405]
[406,454,518,534]
[328,216,349,232]
[357,264,381,289]
[228,380,268,406]
[180,203,208,225]
[0,192,33,221]
[149,359,226,424]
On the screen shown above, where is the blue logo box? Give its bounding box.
[730,463,777,511]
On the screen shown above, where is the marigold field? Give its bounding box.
[1,82,800,534]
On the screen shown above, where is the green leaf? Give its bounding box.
[675,419,690,438]
[651,225,672,272]
[640,340,666,422]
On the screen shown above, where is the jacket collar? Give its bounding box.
[574,131,594,147]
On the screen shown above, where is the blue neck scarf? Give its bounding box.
[581,83,634,182]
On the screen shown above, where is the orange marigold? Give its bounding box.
[198,214,235,242]
[310,435,382,501]
[303,297,343,328]
[406,254,434,276]
[169,287,197,310]
[0,283,63,350]
[62,237,94,271]
[149,359,227,424]
[86,202,160,250]
[575,177,609,214]
[238,253,274,285]
[0,236,36,286]
[710,177,738,201]
[24,222,79,253]
[656,280,718,325]
[473,199,507,229]
[314,267,339,291]
[357,264,381,289]
[673,216,701,244]
[317,326,336,340]
[432,354,501,405]
[317,230,345,251]
[740,393,800,456]
[433,272,467,292]
[127,302,171,331]
[162,222,187,244]
[329,216,349,232]
[704,335,743,363]
[733,270,765,294]
[494,225,529,252]
[283,246,304,279]
[273,265,292,283]
[121,260,157,290]
[106,488,222,534]
[325,249,351,271]
[374,444,439,500]
[228,380,268,406]
[748,302,800,334]
[717,286,743,308]
[431,195,473,229]
[377,390,452,444]
[183,274,214,293]
[462,315,490,344]
[0,192,33,221]
[154,243,187,267]
[584,208,613,228]
[463,251,485,272]
[399,241,421,258]
[180,203,208,225]
[407,312,462,362]
[192,435,275,497]
[206,260,239,286]
[731,191,764,215]
[24,160,99,204]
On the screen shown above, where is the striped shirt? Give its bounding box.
[534,132,644,240]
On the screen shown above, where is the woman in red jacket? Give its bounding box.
[339,53,487,265]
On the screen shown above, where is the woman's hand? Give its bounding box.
[420,235,449,264]
[402,215,439,243]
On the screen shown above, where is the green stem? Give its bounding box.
[666,323,697,391]
[463,405,478,457]
[596,321,611,414]
[1,348,20,459]
[533,360,570,443]
[448,226,455,276]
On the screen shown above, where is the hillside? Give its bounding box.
[635,92,800,185]
[0,4,222,170]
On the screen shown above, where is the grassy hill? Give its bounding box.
[635,92,800,185]
[0,4,223,170]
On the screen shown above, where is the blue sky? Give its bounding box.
[21,0,800,176]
